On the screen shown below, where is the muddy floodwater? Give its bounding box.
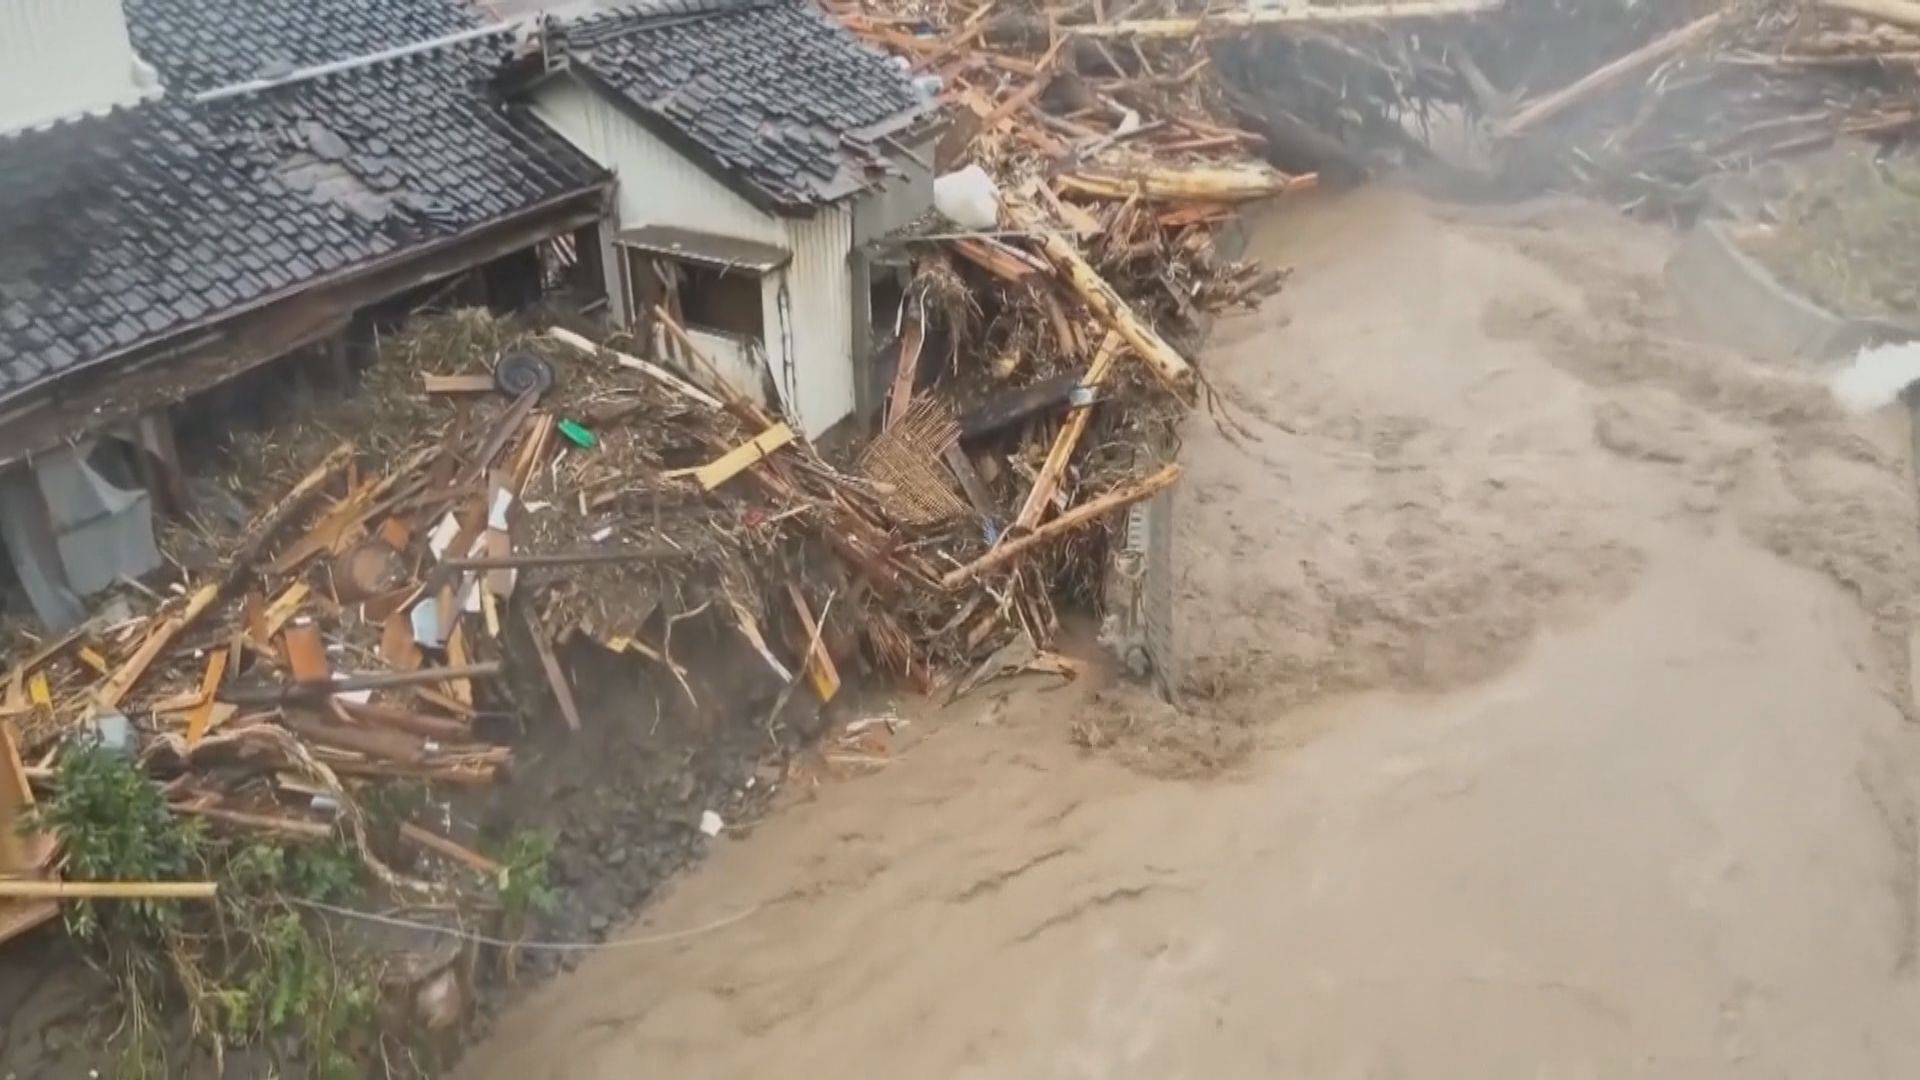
[460,190,1920,1078]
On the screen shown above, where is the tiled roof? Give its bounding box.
[0,39,607,400]
[124,0,485,95]
[560,0,931,210]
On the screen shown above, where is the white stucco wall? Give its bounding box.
[531,80,782,246]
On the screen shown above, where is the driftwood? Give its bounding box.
[1009,206,1194,391]
[943,464,1183,587]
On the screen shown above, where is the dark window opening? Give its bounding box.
[678,262,764,339]
[869,262,909,335]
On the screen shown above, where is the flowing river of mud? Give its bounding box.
[459,189,1920,1078]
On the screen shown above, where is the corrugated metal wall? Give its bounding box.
[0,0,147,133]
[768,208,855,439]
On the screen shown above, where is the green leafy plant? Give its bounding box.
[26,740,204,941]
[495,828,560,926]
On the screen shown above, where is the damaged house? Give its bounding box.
[0,0,935,631]
[519,0,940,439]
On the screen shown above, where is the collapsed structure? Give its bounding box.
[15,0,1917,1064]
[0,0,1290,992]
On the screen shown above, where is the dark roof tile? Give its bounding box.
[0,33,607,400]
[563,0,929,209]
[125,0,483,96]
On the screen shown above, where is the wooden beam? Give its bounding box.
[942,464,1181,587]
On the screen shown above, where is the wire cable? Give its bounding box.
[289,897,763,952]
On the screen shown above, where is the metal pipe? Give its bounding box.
[193,20,529,103]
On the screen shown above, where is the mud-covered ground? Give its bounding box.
[0,621,818,1078]
[458,188,1920,1078]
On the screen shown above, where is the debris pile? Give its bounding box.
[3,310,866,935]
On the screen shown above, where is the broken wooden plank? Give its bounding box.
[685,423,796,491]
[0,723,31,874]
[1012,331,1125,532]
[283,619,331,685]
[97,582,220,709]
[1499,9,1730,137]
[184,651,230,748]
[786,584,842,702]
[885,312,927,432]
[942,463,1182,587]
[444,623,474,708]
[422,373,498,394]
[523,607,582,731]
[1071,0,1500,38]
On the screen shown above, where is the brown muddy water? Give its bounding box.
[459,189,1920,1079]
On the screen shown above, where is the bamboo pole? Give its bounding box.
[1498,9,1730,138]
[1071,0,1501,39]
[0,880,217,900]
[1008,206,1193,392]
[943,464,1182,587]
